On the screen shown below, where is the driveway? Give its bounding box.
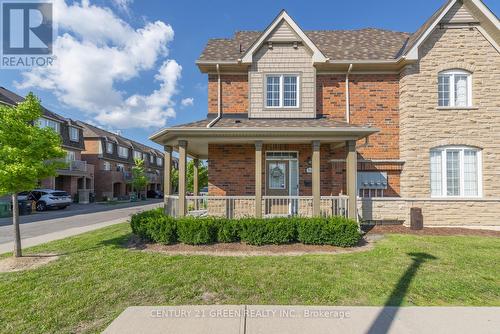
[0,200,162,253]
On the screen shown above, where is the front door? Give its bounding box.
[265,160,289,215]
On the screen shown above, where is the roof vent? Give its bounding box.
[239,43,243,53]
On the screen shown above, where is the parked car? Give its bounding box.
[18,189,72,211]
[146,190,163,199]
[199,187,208,196]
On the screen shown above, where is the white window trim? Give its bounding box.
[265,74,300,109]
[106,142,114,154]
[118,146,129,158]
[430,146,483,198]
[69,127,79,142]
[156,157,163,166]
[133,150,142,160]
[37,117,61,133]
[103,161,111,171]
[438,69,472,108]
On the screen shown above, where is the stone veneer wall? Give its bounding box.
[359,198,500,226]
[399,26,500,198]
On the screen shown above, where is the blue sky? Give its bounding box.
[2,0,499,150]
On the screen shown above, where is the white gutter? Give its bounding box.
[206,63,221,128]
[345,64,353,123]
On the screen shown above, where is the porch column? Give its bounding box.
[255,141,263,218]
[346,140,358,220]
[163,145,173,211]
[312,140,321,217]
[193,158,199,210]
[178,140,187,216]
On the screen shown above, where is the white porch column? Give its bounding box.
[193,158,199,210]
[312,140,321,217]
[346,140,358,220]
[255,141,263,218]
[178,140,187,217]
[163,145,173,212]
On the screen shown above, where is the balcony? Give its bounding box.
[57,160,88,175]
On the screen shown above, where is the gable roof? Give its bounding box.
[197,0,499,65]
[240,10,328,63]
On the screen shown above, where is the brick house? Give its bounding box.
[151,0,500,225]
[77,121,168,201]
[0,87,95,203]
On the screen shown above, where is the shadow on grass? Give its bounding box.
[99,233,138,250]
[366,252,437,334]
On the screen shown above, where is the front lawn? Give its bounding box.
[0,223,499,334]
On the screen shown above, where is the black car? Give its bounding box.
[147,190,163,199]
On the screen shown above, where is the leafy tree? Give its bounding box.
[170,160,207,194]
[0,93,66,257]
[130,158,148,199]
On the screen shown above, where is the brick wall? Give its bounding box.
[208,74,248,114]
[207,143,400,197]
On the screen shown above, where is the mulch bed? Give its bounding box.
[127,235,377,257]
[364,225,500,237]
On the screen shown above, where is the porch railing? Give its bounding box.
[164,195,348,218]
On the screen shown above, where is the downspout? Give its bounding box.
[345,63,353,123]
[207,63,221,128]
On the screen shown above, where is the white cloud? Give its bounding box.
[181,97,194,107]
[111,0,133,14]
[16,0,182,129]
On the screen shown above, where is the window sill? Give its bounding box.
[436,106,479,111]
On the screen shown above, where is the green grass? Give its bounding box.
[0,223,499,334]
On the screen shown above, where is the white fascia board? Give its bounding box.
[241,10,328,64]
[405,0,458,60]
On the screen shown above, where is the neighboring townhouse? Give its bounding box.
[77,121,168,201]
[0,87,95,203]
[151,0,500,226]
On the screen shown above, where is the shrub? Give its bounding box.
[297,216,360,247]
[130,209,360,247]
[239,217,297,246]
[216,218,240,243]
[131,208,176,244]
[176,217,218,245]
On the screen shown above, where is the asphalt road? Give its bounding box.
[0,200,163,246]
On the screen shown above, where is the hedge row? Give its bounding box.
[130,208,361,247]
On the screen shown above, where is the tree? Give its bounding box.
[170,160,208,194]
[130,158,148,199]
[0,93,66,257]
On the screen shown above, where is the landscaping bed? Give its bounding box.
[130,208,361,247]
[365,225,500,237]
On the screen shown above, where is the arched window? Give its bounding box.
[438,70,472,107]
[430,146,482,197]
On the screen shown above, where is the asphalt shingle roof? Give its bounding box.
[198,29,411,62]
[170,116,366,129]
[76,121,163,156]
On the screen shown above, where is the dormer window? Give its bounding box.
[265,74,299,108]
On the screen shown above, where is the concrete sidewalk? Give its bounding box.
[104,305,500,334]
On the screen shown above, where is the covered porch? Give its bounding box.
[150,117,377,220]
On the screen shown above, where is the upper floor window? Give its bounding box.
[156,157,163,166]
[103,161,111,171]
[430,146,482,198]
[149,154,154,164]
[106,142,113,154]
[438,70,472,107]
[116,163,125,172]
[69,127,79,142]
[66,150,76,162]
[37,117,60,133]
[118,146,129,158]
[265,74,299,108]
[133,150,142,160]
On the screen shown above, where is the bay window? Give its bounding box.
[430,146,482,197]
[265,74,299,108]
[438,70,472,107]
